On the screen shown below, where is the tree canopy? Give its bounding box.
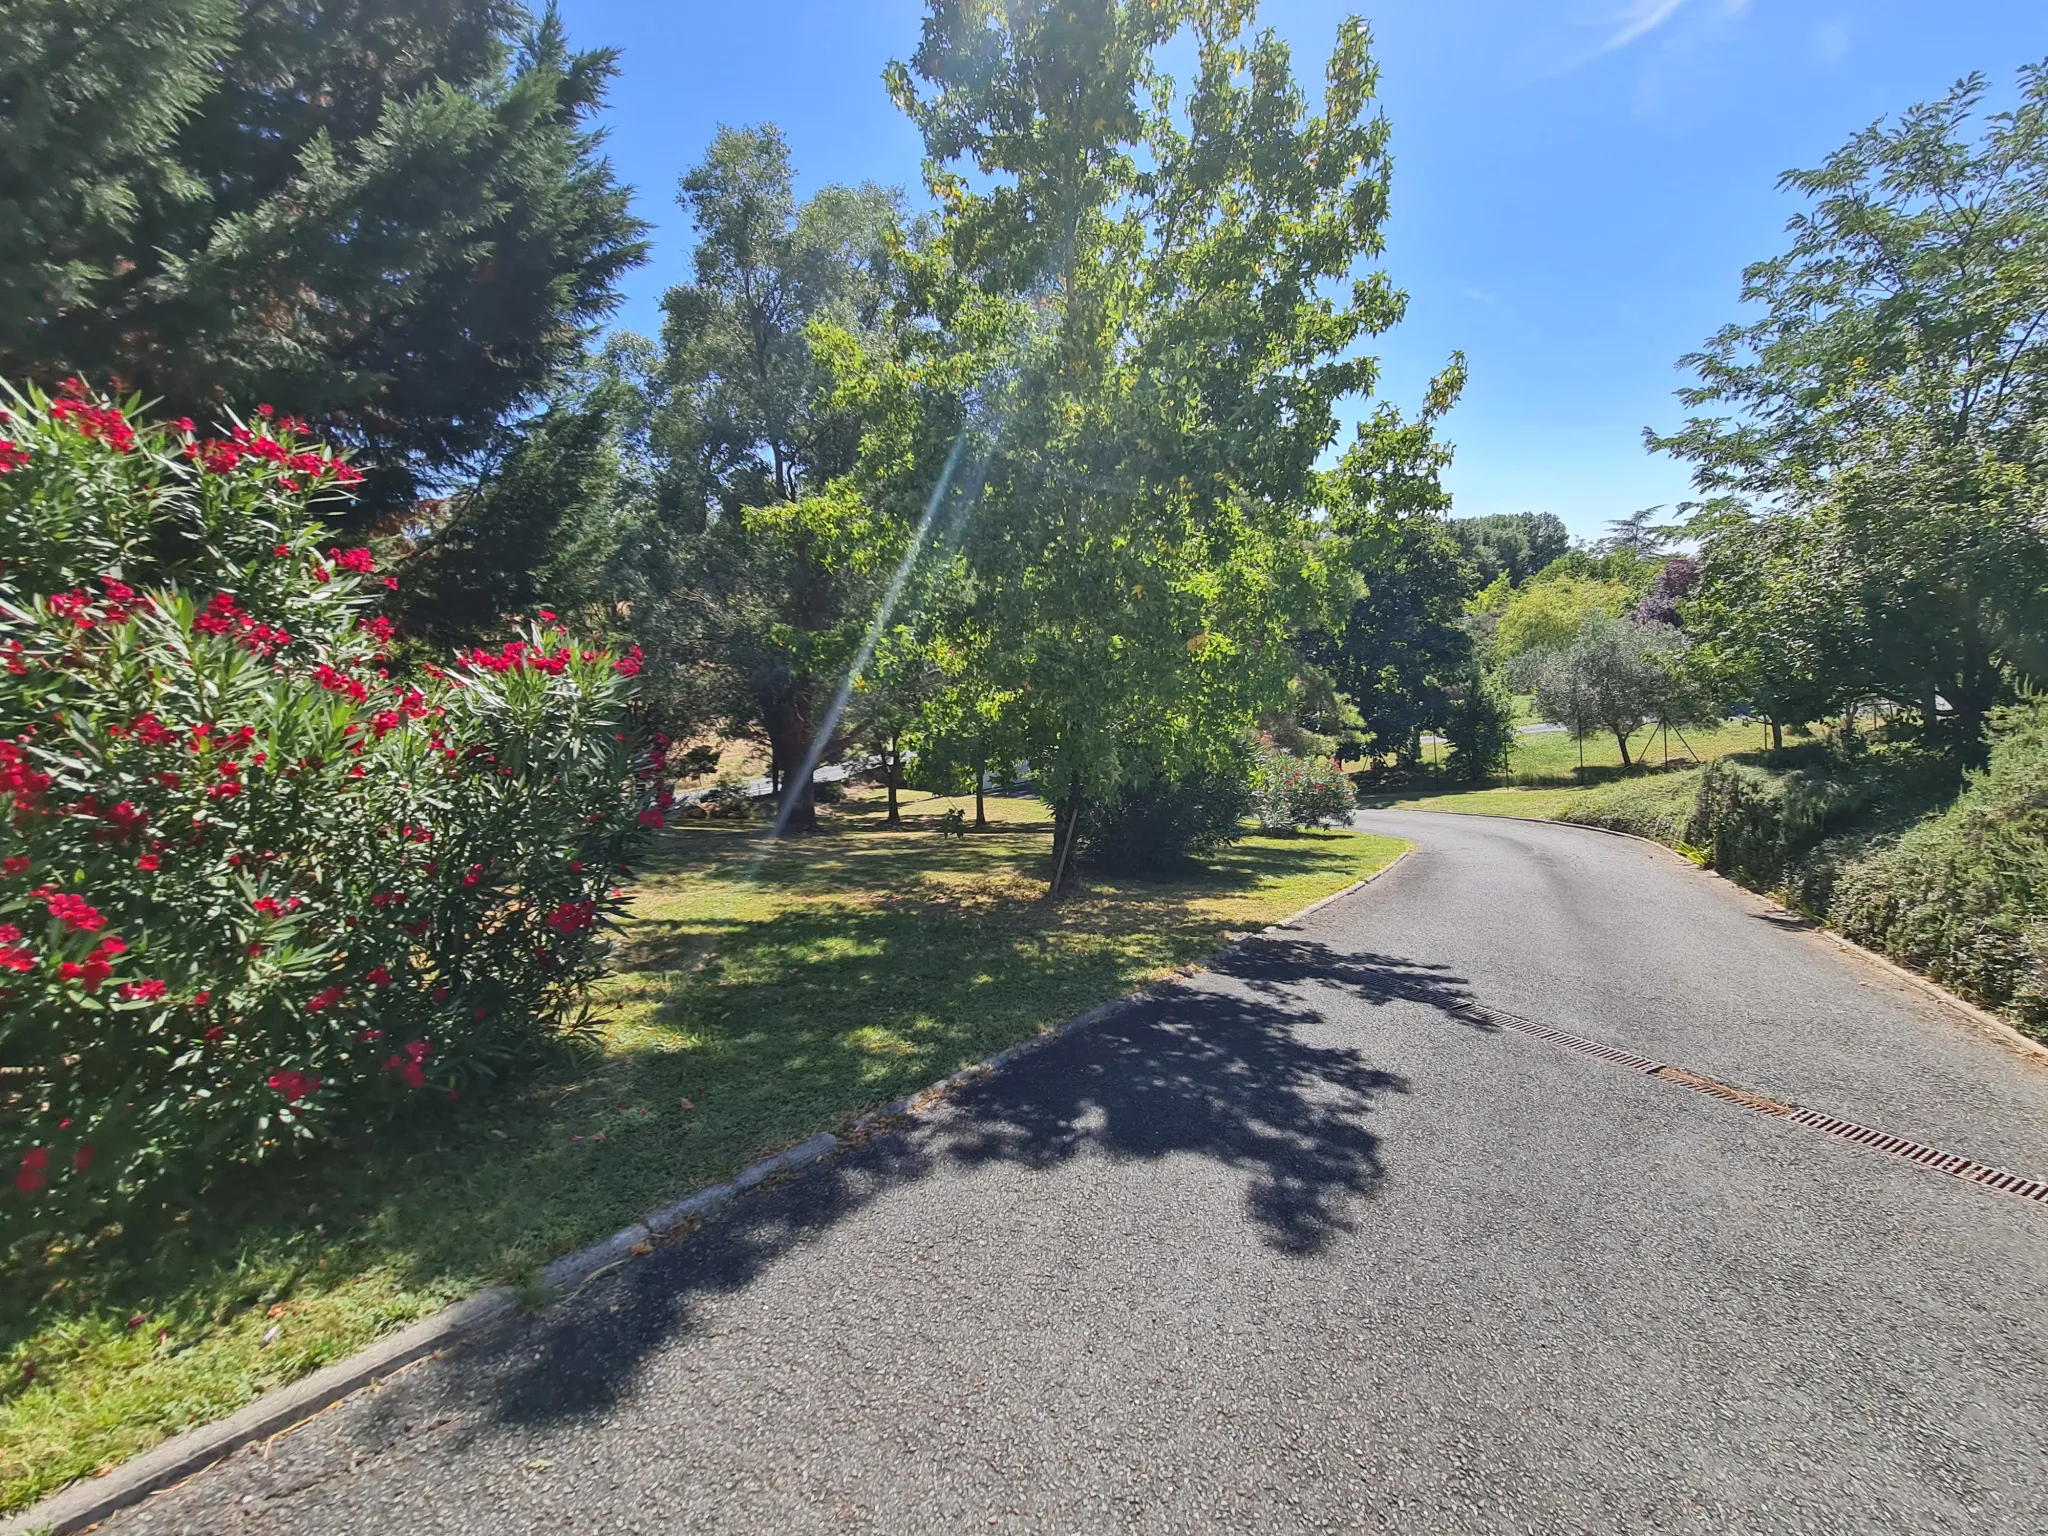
[0,1,647,514]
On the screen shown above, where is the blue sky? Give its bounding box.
[558,0,2048,542]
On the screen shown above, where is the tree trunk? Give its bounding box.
[1770,718,1783,753]
[765,706,817,834]
[1045,779,1084,901]
[1614,727,1632,767]
[885,732,902,826]
[974,759,988,830]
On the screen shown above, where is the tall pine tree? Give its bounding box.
[0,1,647,514]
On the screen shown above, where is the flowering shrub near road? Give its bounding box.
[1,382,663,1226]
[1251,743,1358,832]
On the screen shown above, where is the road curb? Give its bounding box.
[5,854,1404,1536]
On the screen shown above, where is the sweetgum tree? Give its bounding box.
[0,381,660,1226]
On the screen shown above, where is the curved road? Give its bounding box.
[103,811,2048,1535]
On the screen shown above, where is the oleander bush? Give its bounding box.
[0,381,661,1228]
[1250,744,1357,832]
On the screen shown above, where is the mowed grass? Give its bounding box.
[1380,717,1771,819]
[1,790,1404,1512]
[1494,717,1770,785]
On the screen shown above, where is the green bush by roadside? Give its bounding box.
[1832,701,2048,1029]
[1079,762,1253,872]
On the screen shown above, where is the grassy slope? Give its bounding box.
[2,791,1403,1511]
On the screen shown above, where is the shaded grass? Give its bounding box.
[1,790,1402,1511]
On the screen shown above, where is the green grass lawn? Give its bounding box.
[1,791,1403,1513]
[1496,717,1770,784]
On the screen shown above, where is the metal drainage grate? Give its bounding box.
[1449,1000,2048,1209]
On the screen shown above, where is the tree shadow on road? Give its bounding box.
[461,939,1482,1430]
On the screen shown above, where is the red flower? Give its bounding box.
[545,900,596,935]
[103,800,148,836]
[382,575,398,590]
[273,543,292,558]
[136,853,159,871]
[39,890,105,932]
[58,936,124,993]
[613,647,644,677]
[0,924,34,973]
[193,990,212,1006]
[0,440,29,474]
[305,985,345,1013]
[204,1025,226,1043]
[118,978,167,1002]
[3,856,28,877]
[366,966,391,986]
[383,1038,431,1089]
[332,546,376,574]
[267,1069,321,1103]
[253,897,283,918]
[15,1147,48,1193]
[638,809,664,827]
[173,417,195,434]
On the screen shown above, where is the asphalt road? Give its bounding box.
[104,811,2048,1535]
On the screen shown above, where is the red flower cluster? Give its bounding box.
[305,985,346,1013]
[0,740,52,808]
[331,546,377,574]
[115,712,177,746]
[193,592,294,656]
[383,1038,432,1089]
[118,978,168,1002]
[313,663,369,702]
[369,689,429,739]
[35,889,106,932]
[613,647,644,677]
[268,1069,321,1103]
[358,613,395,646]
[545,899,596,935]
[0,439,28,474]
[463,639,574,676]
[185,424,363,485]
[50,390,137,453]
[59,934,127,992]
[44,581,148,630]
[0,923,35,973]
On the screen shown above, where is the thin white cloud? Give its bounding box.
[1598,0,1688,56]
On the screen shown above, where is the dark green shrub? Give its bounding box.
[1079,766,1252,873]
[1442,668,1517,782]
[1833,701,2048,1032]
[1684,753,1878,890]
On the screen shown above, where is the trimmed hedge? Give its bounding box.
[1832,702,2048,1030]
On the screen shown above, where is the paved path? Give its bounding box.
[106,812,2048,1534]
